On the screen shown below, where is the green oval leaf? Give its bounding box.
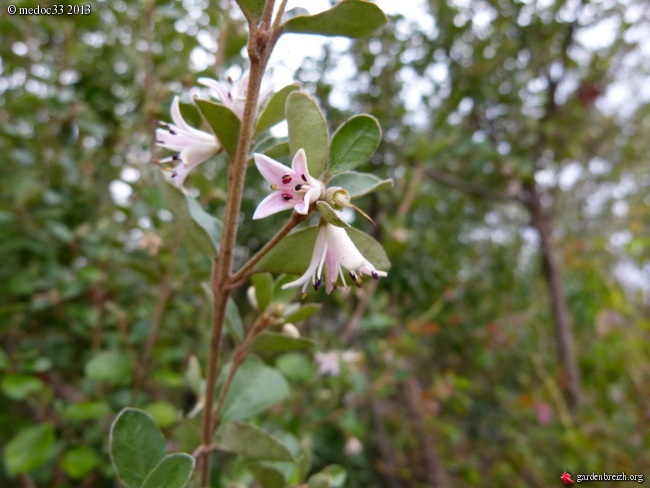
[329,115,381,174]
[218,356,290,424]
[109,408,167,488]
[250,332,316,354]
[255,227,318,275]
[235,0,265,23]
[284,303,321,323]
[85,351,133,386]
[215,420,294,461]
[252,272,274,311]
[256,84,301,135]
[4,424,55,476]
[141,453,195,488]
[283,0,387,38]
[155,170,222,256]
[1,373,44,400]
[286,92,329,177]
[62,446,100,479]
[316,201,350,228]
[327,171,393,198]
[195,99,240,157]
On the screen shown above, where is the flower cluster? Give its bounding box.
[253,150,387,294]
[156,72,387,294]
[155,71,271,189]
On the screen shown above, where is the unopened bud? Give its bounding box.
[282,323,300,338]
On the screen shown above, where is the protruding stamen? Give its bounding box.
[349,271,362,287]
[282,174,292,184]
[172,154,181,161]
[282,193,293,201]
[270,184,278,191]
[171,171,178,178]
[371,271,379,280]
[301,174,307,182]
[295,184,303,191]
[313,277,322,291]
[168,128,177,135]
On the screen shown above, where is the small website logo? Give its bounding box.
[561,470,575,485]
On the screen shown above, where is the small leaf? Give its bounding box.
[63,401,111,421]
[255,227,318,275]
[329,115,381,174]
[155,171,222,256]
[323,465,347,487]
[252,272,274,311]
[226,297,245,343]
[85,351,133,386]
[284,303,321,323]
[141,453,195,488]
[109,408,167,488]
[195,99,241,157]
[249,463,287,488]
[62,447,100,479]
[256,84,301,135]
[276,353,315,384]
[215,420,294,461]
[286,92,329,177]
[283,0,387,38]
[348,227,391,271]
[1,374,44,400]
[327,171,393,198]
[308,473,332,488]
[235,0,265,23]
[262,141,291,161]
[143,401,177,428]
[316,201,350,228]
[250,332,316,354]
[218,356,290,424]
[4,424,55,475]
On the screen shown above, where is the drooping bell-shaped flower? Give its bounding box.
[198,71,273,120]
[253,149,324,219]
[155,96,220,188]
[282,223,387,294]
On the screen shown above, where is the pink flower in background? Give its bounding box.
[155,96,220,188]
[199,71,273,120]
[315,351,341,376]
[253,149,324,219]
[282,223,387,294]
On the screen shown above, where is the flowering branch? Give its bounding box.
[198,1,282,484]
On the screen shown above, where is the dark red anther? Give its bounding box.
[371,271,379,280]
[301,174,308,182]
[295,184,303,191]
[282,174,292,184]
[282,193,293,201]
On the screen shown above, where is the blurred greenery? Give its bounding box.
[1,0,649,487]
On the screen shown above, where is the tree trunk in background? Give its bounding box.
[527,182,581,411]
[404,377,449,487]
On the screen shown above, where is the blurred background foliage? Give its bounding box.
[1,0,649,486]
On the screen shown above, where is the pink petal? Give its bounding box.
[294,187,317,215]
[198,78,232,105]
[180,143,220,168]
[169,97,195,134]
[253,192,296,220]
[254,153,295,185]
[291,149,309,177]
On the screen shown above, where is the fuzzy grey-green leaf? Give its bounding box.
[109,408,167,488]
[195,99,240,157]
[141,453,195,488]
[283,0,387,39]
[252,272,274,311]
[215,420,294,461]
[250,333,316,354]
[329,115,381,174]
[286,92,329,177]
[256,84,301,135]
[255,227,318,275]
[327,172,393,198]
[316,201,350,228]
[235,0,265,22]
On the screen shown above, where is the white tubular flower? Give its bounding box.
[282,223,387,294]
[253,149,324,219]
[198,71,273,120]
[156,96,220,188]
